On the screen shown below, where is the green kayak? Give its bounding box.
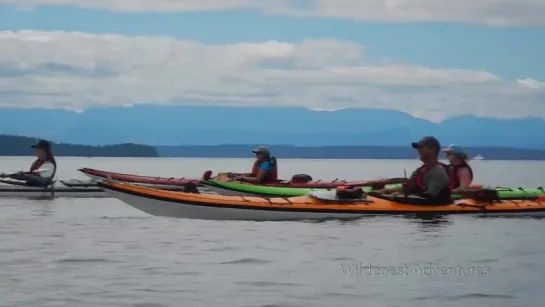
[202,180,545,200]
[202,180,402,197]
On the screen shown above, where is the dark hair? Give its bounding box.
[41,147,54,162]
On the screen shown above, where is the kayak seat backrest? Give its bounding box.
[182,185,200,194]
[336,187,364,200]
[290,174,313,184]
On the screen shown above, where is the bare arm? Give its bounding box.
[239,169,267,183]
[452,167,472,193]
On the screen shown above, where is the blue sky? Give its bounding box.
[0,1,544,121]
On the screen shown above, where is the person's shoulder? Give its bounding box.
[431,164,448,175]
[458,166,471,175]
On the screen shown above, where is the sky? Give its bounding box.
[0,0,544,122]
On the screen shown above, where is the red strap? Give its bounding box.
[30,159,44,172]
[251,161,259,175]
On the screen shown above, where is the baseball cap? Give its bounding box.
[31,139,51,150]
[252,146,270,155]
[442,144,468,159]
[411,136,441,150]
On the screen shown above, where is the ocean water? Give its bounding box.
[1,157,545,307]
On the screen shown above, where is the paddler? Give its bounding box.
[375,136,451,204]
[443,144,473,193]
[1,140,57,187]
[231,146,278,183]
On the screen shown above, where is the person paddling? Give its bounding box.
[443,144,473,193]
[1,140,57,187]
[375,136,451,204]
[231,146,278,184]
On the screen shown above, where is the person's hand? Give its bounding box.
[227,175,241,182]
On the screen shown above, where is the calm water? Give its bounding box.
[1,157,545,307]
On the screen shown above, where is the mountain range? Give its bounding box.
[0,105,544,149]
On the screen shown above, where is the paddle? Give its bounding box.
[0,168,52,178]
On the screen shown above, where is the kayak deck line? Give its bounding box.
[0,178,214,199]
[79,167,202,187]
[203,170,408,189]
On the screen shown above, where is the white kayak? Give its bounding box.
[0,178,108,199]
[0,178,207,199]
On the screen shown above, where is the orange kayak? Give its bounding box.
[97,181,545,221]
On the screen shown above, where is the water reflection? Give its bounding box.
[30,199,55,217]
[404,215,453,232]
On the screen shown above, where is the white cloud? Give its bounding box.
[0,30,543,122]
[1,0,545,26]
[518,78,545,90]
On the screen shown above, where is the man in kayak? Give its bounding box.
[232,146,278,184]
[1,140,57,187]
[375,136,451,204]
[443,144,473,193]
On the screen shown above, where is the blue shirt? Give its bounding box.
[258,161,273,172]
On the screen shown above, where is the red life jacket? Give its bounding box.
[30,159,44,172]
[29,157,57,180]
[251,157,278,183]
[402,161,452,204]
[403,162,444,193]
[447,162,473,190]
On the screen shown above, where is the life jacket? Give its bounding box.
[402,161,451,204]
[29,156,57,181]
[251,157,278,183]
[448,161,473,190]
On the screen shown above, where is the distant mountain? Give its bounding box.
[0,105,544,149]
[1,134,543,160]
[156,145,545,160]
[0,135,159,157]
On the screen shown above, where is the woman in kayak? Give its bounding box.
[4,140,57,187]
[443,144,473,193]
[231,146,278,184]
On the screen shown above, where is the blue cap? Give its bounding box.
[442,144,467,159]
